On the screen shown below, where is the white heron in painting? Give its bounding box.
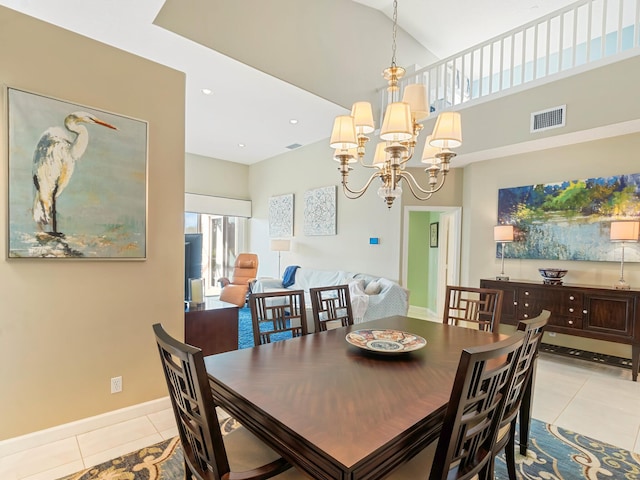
[32,111,117,234]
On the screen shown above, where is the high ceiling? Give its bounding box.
[0,0,579,165]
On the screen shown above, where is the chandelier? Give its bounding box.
[329,0,462,208]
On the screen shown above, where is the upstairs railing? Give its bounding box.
[384,0,640,116]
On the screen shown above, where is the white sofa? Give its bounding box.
[251,267,409,330]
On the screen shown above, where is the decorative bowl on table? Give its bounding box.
[538,268,568,285]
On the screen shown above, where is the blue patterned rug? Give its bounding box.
[57,418,640,479]
[238,306,254,349]
[238,306,295,349]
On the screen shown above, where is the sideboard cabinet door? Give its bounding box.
[584,294,635,339]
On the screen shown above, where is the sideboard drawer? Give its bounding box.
[548,315,583,329]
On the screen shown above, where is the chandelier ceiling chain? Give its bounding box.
[329,0,463,208]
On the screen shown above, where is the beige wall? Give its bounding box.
[185,152,249,199]
[0,7,186,439]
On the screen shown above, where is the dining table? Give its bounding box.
[204,315,507,480]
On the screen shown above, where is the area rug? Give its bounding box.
[57,418,640,479]
[238,306,254,349]
[238,307,296,349]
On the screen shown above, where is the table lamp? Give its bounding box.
[494,225,514,281]
[610,221,639,290]
[270,239,291,278]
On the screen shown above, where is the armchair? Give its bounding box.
[218,253,259,307]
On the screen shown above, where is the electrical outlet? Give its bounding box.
[111,376,122,394]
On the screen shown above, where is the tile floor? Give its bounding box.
[1,351,639,479]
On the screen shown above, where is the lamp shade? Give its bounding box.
[420,135,440,164]
[329,115,357,149]
[494,225,515,242]
[351,102,375,134]
[270,239,291,252]
[380,102,413,141]
[610,221,640,242]
[430,111,462,149]
[402,84,429,122]
[373,142,388,168]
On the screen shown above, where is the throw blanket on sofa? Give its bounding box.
[282,265,300,288]
[348,280,370,323]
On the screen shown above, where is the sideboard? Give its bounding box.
[480,278,640,381]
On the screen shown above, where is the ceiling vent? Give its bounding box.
[286,143,302,150]
[530,105,566,133]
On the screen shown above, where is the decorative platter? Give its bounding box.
[345,329,426,355]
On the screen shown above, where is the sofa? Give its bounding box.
[251,267,409,330]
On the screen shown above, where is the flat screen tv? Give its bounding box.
[184,233,203,301]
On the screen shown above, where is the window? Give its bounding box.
[185,212,247,296]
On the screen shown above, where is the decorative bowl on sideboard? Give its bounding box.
[538,268,568,285]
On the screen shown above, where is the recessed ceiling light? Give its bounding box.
[289,119,298,125]
[238,143,246,148]
[201,88,213,95]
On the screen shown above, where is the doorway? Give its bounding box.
[402,206,461,319]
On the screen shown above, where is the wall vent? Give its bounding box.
[286,143,302,150]
[530,105,566,133]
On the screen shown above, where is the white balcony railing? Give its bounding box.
[385,0,640,117]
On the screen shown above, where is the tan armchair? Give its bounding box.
[219,253,259,307]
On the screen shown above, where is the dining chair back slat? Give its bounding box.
[310,284,354,332]
[249,290,308,345]
[443,285,504,332]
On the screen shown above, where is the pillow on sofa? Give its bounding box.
[365,280,382,295]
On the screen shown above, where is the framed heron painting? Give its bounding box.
[7,87,148,259]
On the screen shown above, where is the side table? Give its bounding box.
[184,298,239,355]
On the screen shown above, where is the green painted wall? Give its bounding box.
[407,211,441,312]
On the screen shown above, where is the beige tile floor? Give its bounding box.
[1,353,639,479]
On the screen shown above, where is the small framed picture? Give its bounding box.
[430,222,439,248]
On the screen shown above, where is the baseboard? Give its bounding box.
[0,396,171,458]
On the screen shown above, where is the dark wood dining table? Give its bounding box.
[204,315,506,480]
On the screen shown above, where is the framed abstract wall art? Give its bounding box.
[7,87,148,259]
[268,193,294,237]
[497,173,640,262]
[304,185,337,236]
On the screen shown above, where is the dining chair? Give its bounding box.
[443,285,504,332]
[309,284,354,332]
[152,323,301,480]
[249,290,308,345]
[387,330,526,480]
[491,309,551,480]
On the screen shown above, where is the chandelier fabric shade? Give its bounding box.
[402,84,429,122]
[380,102,413,141]
[329,115,357,149]
[430,111,462,149]
[351,102,375,135]
[329,0,463,208]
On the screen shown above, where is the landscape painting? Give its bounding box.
[8,87,148,259]
[497,173,640,262]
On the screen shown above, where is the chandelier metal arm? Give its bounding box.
[341,170,383,199]
[399,170,449,199]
